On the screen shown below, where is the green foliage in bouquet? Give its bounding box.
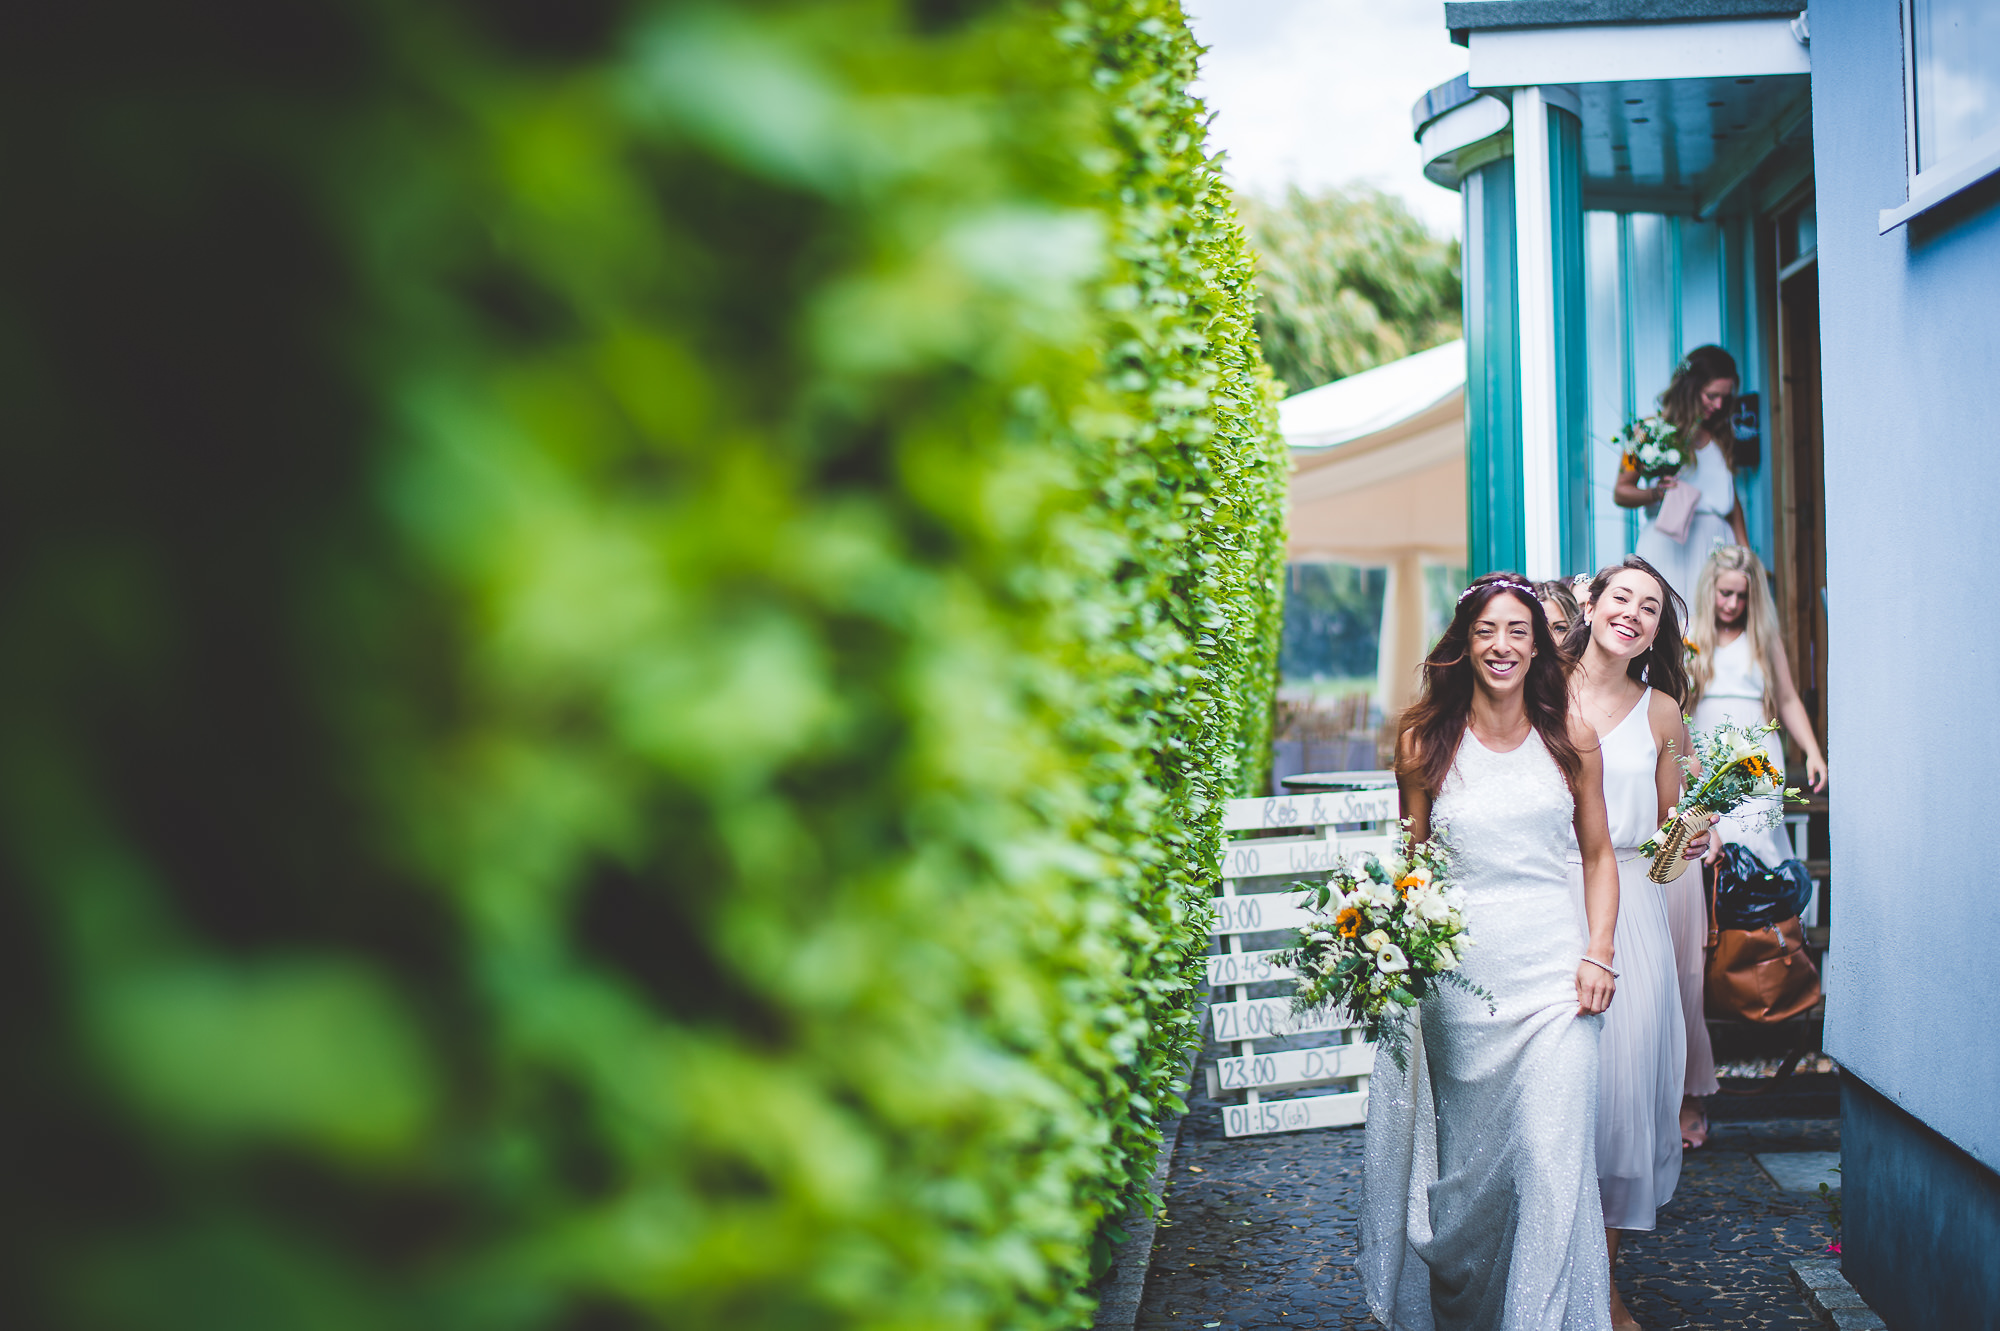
[1640,721,1803,857]
[1615,414,1691,485]
[0,2,1283,1329]
[1281,826,1489,1070]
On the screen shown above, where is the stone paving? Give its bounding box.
[1136,1040,1839,1331]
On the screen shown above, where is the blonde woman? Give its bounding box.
[1672,544,1829,1149]
[1686,545,1828,794]
[1616,346,1751,607]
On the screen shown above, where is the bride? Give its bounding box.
[1363,573,1622,1331]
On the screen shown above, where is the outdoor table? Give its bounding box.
[1280,769,1396,792]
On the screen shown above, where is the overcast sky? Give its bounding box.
[1184,0,1470,236]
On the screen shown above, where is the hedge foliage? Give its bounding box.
[0,2,1283,1328]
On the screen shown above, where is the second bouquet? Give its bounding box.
[1282,823,1490,1069]
[1639,718,1803,882]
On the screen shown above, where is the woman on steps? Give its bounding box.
[1362,573,1621,1330]
[1677,544,1829,1149]
[1617,346,1750,609]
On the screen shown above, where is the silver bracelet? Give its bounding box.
[1581,956,1619,979]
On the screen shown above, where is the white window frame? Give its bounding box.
[1881,0,2000,232]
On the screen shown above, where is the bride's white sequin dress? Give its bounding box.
[1362,729,1612,1331]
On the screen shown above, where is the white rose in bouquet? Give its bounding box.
[1283,827,1494,1073]
[1408,885,1454,924]
[1725,729,1764,766]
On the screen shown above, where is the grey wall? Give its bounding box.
[1842,1076,2000,1331]
[1814,0,2000,1171]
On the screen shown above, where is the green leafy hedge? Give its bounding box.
[0,2,1282,1328]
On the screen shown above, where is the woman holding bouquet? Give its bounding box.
[1673,544,1829,1147]
[1363,573,1623,1331]
[1565,556,1713,1328]
[1686,544,1827,800]
[1617,345,1750,606]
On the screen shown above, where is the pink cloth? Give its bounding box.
[1662,868,1720,1097]
[1654,479,1701,542]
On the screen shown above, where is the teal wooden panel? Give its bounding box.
[1463,156,1521,578]
[1584,211,1628,571]
[1549,106,1590,577]
[1722,213,1775,566]
[1572,208,1776,574]
[1680,217,1723,348]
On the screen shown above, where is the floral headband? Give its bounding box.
[1458,577,1537,605]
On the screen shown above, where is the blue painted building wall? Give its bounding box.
[1813,0,2000,1321]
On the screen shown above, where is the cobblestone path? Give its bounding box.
[1137,1046,1838,1331]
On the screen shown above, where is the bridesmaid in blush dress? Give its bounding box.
[1363,573,1622,1331]
[1566,556,1715,1330]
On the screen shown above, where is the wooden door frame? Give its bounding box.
[1768,214,1828,759]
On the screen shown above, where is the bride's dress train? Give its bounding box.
[1362,730,1612,1331]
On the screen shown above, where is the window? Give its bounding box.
[1882,0,2000,231]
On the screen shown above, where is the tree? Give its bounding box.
[1238,186,1462,395]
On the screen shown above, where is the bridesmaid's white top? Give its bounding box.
[1692,636,1790,867]
[1635,440,1736,606]
[1680,440,1735,516]
[1599,688,1660,851]
[1703,632,1765,702]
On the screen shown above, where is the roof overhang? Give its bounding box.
[1442,0,1803,47]
[1279,340,1467,451]
[1413,6,1812,217]
[1465,16,1807,86]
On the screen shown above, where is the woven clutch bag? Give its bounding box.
[1646,807,1708,883]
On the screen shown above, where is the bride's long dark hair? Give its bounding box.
[1397,572,1582,798]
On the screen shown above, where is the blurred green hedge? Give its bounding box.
[0,1,1282,1328]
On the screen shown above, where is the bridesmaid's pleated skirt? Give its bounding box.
[1583,854,1686,1231]
[1661,868,1720,1098]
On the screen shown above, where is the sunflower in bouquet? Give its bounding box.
[1281,822,1491,1070]
[1638,719,1804,882]
[1615,414,1690,486]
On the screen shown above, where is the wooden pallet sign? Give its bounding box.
[1207,781,1398,1138]
[1203,947,1296,987]
[1220,1088,1368,1139]
[1214,1041,1375,1093]
[1221,789,1399,834]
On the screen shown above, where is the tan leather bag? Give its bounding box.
[1705,871,1821,1022]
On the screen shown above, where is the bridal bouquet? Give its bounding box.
[1616,414,1690,485]
[1639,720,1803,883]
[1281,823,1489,1070]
